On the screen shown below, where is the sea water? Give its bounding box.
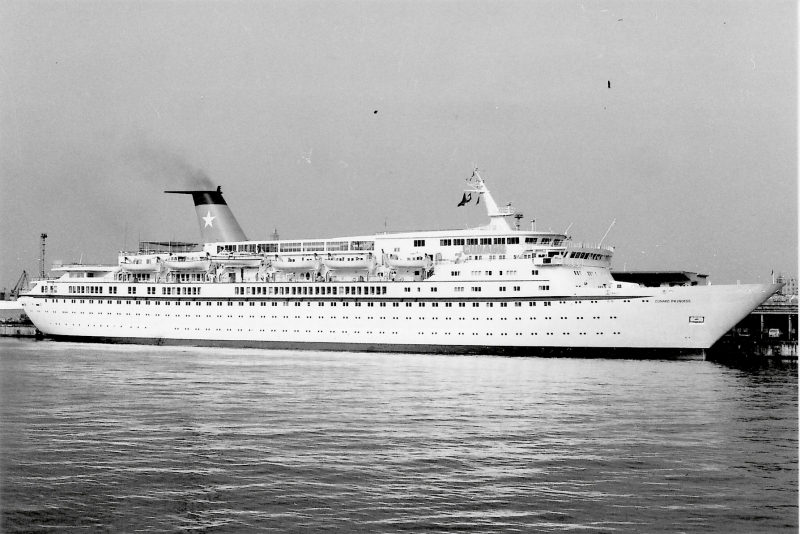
[1,339,796,533]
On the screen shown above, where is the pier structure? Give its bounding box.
[709,279,798,360]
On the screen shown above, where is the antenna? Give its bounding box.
[39,233,47,279]
[564,222,573,235]
[600,219,616,245]
[513,213,524,230]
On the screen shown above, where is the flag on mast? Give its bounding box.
[457,193,472,207]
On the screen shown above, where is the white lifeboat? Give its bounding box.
[386,255,431,270]
[271,256,321,272]
[164,254,211,271]
[322,255,376,271]
[119,257,162,272]
[211,251,262,268]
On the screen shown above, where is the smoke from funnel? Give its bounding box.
[132,140,215,190]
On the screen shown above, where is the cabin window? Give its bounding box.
[507,237,519,244]
[440,239,452,246]
[493,238,505,244]
[280,242,302,253]
[480,238,491,245]
[327,241,349,252]
[257,243,279,253]
[351,240,374,251]
[413,239,425,247]
[466,238,478,245]
[453,239,465,246]
[303,241,325,252]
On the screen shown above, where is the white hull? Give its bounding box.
[19,280,780,352]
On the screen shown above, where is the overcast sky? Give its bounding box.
[1,0,796,289]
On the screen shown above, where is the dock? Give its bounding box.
[708,293,798,361]
[0,301,39,338]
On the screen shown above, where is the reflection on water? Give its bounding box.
[1,339,796,533]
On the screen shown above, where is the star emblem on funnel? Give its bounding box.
[202,211,216,227]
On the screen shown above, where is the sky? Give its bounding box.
[1,0,796,289]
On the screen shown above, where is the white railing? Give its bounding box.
[561,240,615,253]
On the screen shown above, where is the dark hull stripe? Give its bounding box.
[44,334,705,359]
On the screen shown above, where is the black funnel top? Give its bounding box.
[165,186,228,206]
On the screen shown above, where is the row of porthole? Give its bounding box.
[41,297,639,308]
[148,328,623,337]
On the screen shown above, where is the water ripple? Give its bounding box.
[1,339,796,533]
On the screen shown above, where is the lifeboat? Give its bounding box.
[271,257,321,272]
[386,255,431,270]
[322,255,376,271]
[164,255,211,271]
[211,252,262,268]
[119,258,162,272]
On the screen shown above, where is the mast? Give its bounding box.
[39,233,47,279]
[465,169,515,231]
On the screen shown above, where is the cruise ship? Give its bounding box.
[19,170,781,356]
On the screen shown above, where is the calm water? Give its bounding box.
[1,339,796,533]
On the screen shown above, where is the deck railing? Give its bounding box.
[561,240,615,253]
